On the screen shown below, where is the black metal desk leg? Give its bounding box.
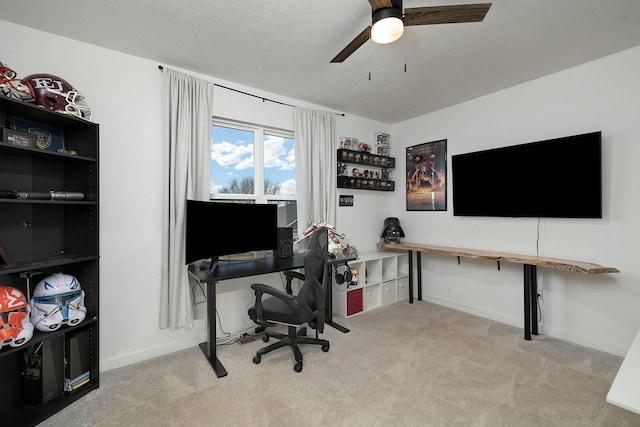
[326,320,350,333]
[417,251,422,301]
[529,265,538,336]
[199,280,228,377]
[523,265,532,341]
[408,250,414,303]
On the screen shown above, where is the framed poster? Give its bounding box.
[406,139,447,211]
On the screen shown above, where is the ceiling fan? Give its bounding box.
[331,1,492,63]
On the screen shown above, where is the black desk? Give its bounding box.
[189,253,352,378]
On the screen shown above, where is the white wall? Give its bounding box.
[335,116,393,251]
[3,19,638,372]
[389,45,640,355]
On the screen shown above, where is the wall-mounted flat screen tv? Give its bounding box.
[185,200,278,267]
[452,131,602,218]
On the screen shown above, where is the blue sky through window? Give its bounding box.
[211,125,296,196]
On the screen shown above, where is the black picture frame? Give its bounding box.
[406,139,447,211]
[9,116,66,153]
[339,195,354,207]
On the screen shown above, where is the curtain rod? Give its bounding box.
[158,65,345,116]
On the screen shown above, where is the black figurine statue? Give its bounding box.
[381,217,405,244]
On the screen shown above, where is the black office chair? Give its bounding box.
[248,227,330,372]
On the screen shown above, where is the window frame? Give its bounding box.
[210,117,296,204]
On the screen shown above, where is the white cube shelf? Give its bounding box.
[332,251,411,318]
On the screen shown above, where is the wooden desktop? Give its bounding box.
[377,242,619,341]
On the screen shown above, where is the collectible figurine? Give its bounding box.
[380,217,405,244]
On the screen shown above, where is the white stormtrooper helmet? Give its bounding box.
[30,273,86,332]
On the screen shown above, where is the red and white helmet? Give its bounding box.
[0,285,34,349]
[30,273,86,332]
[0,62,35,102]
[23,73,92,120]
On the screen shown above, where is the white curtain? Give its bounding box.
[160,69,215,329]
[294,107,337,231]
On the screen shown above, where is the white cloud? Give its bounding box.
[211,140,254,170]
[264,135,295,170]
[278,178,297,196]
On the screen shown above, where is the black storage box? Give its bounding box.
[21,336,65,406]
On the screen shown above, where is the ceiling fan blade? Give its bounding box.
[404,3,492,27]
[330,26,371,63]
[369,0,394,11]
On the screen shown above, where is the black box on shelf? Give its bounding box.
[64,330,91,393]
[21,336,65,406]
[0,127,36,148]
[0,354,21,412]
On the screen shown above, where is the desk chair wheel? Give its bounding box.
[294,361,303,372]
[253,354,261,364]
[322,343,330,352]
[262,335,270,343]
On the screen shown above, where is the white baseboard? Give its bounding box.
[422,294,522,329]
[100,334,205,372]
[422,294,626,356]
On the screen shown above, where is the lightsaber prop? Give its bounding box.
[0,190,85,200]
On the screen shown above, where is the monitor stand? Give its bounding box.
[189,257,218,276]
[205,257,219,276]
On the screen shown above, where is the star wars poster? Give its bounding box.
[406,139,447,211]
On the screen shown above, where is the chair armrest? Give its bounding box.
[251,283,296,302]
[283,270,305,294]
[251,282,301,321]
[283,271,305,281]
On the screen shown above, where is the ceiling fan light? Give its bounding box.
[371,7,404,44]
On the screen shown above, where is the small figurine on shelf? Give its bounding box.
[380,217,405,244]
[358,143,372,152]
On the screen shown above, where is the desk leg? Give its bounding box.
[522,264,539,341]
[417,251,422,301]
[529,265,538,336]
[199,280,228,377]
[327,320,350,333]
[408,250,414,304]
[523,265,531,340]
[326,264,350,333]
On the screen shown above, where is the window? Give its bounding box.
[211,119,297,234]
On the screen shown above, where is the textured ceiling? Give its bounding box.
[2,0,640,124]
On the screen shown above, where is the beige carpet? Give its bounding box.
[38,301,640,426]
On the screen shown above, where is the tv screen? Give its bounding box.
[452,131,602,218]
[185,200,278,265]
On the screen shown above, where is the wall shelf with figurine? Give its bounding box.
[337,149,395,192]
